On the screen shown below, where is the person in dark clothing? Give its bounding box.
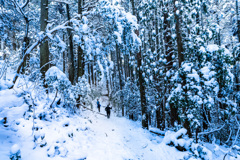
[105,104,112,118]
[97,99,101,112]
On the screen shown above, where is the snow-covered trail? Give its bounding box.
[81,96,188,160]
[0,92,188,160]
[82,111,188,160]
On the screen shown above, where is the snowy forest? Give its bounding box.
[0,0,240,159]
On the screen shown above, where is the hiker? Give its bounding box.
[105,104,112,119]
[97,99,101,112]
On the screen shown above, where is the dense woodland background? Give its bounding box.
[1,0,240,149]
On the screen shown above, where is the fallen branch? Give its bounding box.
[150,130,165,136]
[149,127,165,136]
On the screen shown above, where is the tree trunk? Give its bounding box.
[155,8,160,56]
[236,0,240,44]
[131,0,148,129]
[156,107,161,129]
[215,0,221,46]
[12,31,17,51]
[137,47,148,129]
[135,29,148,129]
[22,36,30,74]
[130,0,136,17]
[88,63,91,84]
[116,44,124,116]
[111,51,115,89]
[174,0,184,67]
[66,4,75,84]
[40,0,49,81]
[63,35,66,73]
[235,0,240,94]
[164,3,176,127]
[91,62,94,85]
[77,0,85,80]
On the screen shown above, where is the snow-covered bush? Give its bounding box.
[163,128,193,151]
[184,143,212,160]
[72,76,90,107]
[163,128,212,159]
[0,79,12,90]
[47,143,68,158]
[111,79,140,120]
[34,131,47,148]
[10,144,21,160]
[45,66,75,108]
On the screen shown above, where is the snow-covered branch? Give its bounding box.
[198,124,226,135]
[10,20,72,89]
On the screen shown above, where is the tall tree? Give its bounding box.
[40,0,50,82]
[77,0,85,80]
[66,4,75,84]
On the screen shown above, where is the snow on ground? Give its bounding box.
[0,88,239,160]
[80,109,188,160]
[0,88,189,160]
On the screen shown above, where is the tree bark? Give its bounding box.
[235,0,240,93]
[66,4,75,84]
[174,0,184,67]
[63,35,66,73]
[116,44,124,116]
[88,63,91,84]
[40,0,49,81]
[130,0,136,17]
[77,0,85,80]
[90,62,94,85]
[137,47,148,129]
[22,36,30,74]
[164,3,176,127]
[236,0,240,43]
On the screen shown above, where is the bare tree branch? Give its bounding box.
[20,0,29,9]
